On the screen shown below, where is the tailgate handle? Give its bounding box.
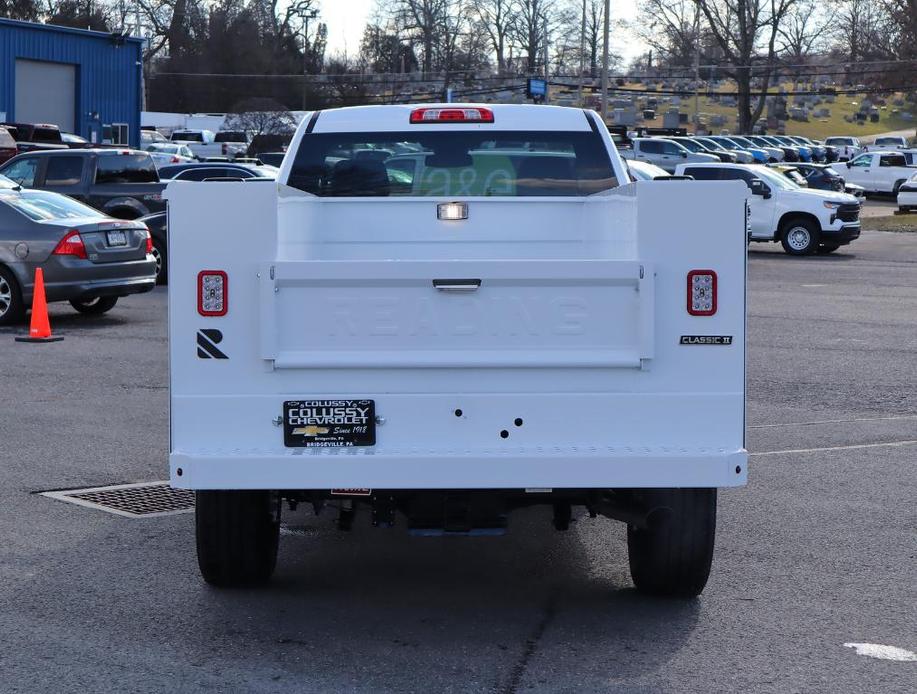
[432,279,481,292]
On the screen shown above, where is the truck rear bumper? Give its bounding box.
[170,446,748,490]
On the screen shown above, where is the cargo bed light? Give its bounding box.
[198,270,227,316]
[687,270,717,316]
[437,201,468,220]
[410,107,494,124]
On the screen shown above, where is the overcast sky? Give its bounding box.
[318,0,642,63]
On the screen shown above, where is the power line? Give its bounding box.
[550,79,917,98]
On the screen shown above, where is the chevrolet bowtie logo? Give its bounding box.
[291,426,330,436]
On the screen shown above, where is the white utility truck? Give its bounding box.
[168,104,748,597]
[842,151,916,194]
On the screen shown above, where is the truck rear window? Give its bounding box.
[172,131,204,143]
[95,154,159,183]
[32,127,62,143]
[288,131,617,196]
[215,131,247,142]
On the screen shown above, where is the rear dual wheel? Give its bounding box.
[627,488,717,598]
[196,491,280,587]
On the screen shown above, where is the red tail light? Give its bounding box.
[140,227,153,254]
[410,107,494,124]
[53,230,87,259]
[171,155,180,163]
[687,270,717,316]
[221,143,228,155]
[198,270,228,316]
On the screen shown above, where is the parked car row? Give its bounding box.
[618,132,842,174]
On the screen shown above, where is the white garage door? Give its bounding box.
[15,59,76,132]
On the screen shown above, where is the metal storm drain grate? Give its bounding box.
[41,482,195,518]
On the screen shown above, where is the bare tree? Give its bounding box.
[509,0,567,74]
[470,0,512,74]
[223,97,297,135]
[778,1,833,63]
[694,0,797,133]
[637,0,701,68]
[390,0,442,75]
[881,0,917,58]
[0,0,39,20]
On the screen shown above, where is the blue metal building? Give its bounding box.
[0,18,142,147]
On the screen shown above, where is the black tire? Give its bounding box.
[780,217,820,255]
[0,265,26,326]
[69,296,118,314]
[893,180,906,196]
[196,491,280,587]
[818,244,841,254]
[899,206,911,214]
[627,489,717,598]
[152,239,168,285]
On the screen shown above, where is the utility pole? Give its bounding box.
[297,7,319,111]
[693,4,700,131]
[542,12,549,82]
[600,0,610,122]
[135,0,145,113]
[579,0,586,106]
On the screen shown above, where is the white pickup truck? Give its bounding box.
[168,104,748,597]
[619,137,720,172]
[676,163,861,254]
[824,136,863,161]
[842,151,917,194]
[169,129,250,160]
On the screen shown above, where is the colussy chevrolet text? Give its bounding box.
[167,103,748,597]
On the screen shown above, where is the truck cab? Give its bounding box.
[168,104,748,597]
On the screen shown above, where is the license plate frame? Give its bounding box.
[106,230,127,247]
[283,399,376,448]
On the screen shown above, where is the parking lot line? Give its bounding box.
[748,414,917,429]
[751,439,917,456]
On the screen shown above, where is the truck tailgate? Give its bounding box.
[261,259,653,369]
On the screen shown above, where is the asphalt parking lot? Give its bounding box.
[1,230,915,693]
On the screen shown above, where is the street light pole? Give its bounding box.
[600,0,610,122]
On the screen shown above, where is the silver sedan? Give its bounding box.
[0,178,156,325]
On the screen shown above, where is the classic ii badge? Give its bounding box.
[679,335,734,345]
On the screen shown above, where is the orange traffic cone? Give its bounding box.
[15,268,64,343]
